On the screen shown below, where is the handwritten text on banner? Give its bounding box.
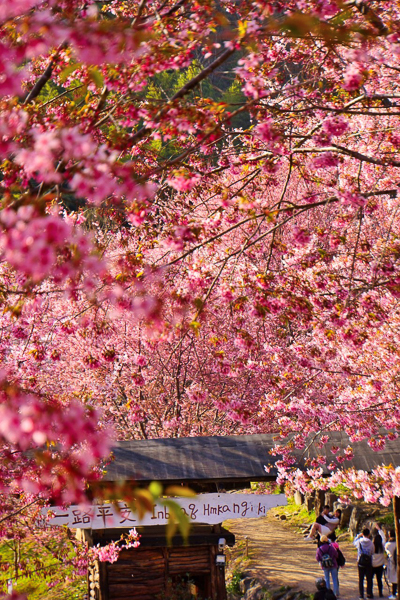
[45,493,287,528]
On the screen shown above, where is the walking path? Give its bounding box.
[225,513,385,600]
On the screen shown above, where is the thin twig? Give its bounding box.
[0,499,39,525]
[128,47,236,146]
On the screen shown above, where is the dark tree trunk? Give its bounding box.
[393,496,400,593]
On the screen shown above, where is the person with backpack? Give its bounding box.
[354,528,375,599]
[372,531,386,598]
[316,535,340,597]
[385,530,397,599]
[314,577,337,600]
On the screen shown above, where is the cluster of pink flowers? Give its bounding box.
[311,152,339,168]
[343,64,364,91]
[167,172,201,192]
[255,119,282,152]
[296,0,338,17]
[0,109,28,156]
[322,116,349,137]
[0,0,39,22]
[0,206,105,285]
[0,371,113,501]
[92,529,140,563]
[0,45,27,97]
[292,226,312,247]
[186,384,208,404]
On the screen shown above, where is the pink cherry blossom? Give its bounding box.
[343,65,364,91]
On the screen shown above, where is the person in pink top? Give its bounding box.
[316,535,340,598]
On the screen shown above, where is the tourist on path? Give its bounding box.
[354,527,374,599]
[371,523,386,546]
[314,577,337,600]
[371,531,385,598]
[316,534,340,598]
[331,538,346,571]
[385,530,397,600]
[306,506,341,541]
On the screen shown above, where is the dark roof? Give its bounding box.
[102,433,400,487]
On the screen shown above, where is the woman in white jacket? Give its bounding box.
[372,532,386,597]
[385,530,397,600]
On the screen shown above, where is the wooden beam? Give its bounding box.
[394,496,400,595]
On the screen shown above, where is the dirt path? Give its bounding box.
[224,513,382,600]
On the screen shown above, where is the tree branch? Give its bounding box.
[127,47,236,145]
[23,58,56,105]
[292,145,400,167]
[0,499,39,525]
[345,0,388,34]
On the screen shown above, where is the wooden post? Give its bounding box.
[209,545,217,600]
[393,496,400,594]
[210,545,227,600]
[163,547,169,594]
[99,560,109,600]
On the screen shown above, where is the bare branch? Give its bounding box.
[345,0,388,34]
[23,58,56,105]
[23,43,67,105]
[0,499,39,525]
[128,47,236,145]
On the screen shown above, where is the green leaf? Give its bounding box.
[88,67,104,89]
[164,486,196,498]
[165,517,178,545]
[133,488,154,519]
[193,298,204,311]
[161,499,191,545]
[59,64,80,84]
[149,481,163,498]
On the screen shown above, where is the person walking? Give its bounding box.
[372,531,386,598]
[316,535,340,598]
[385,530,397,599]
[354,527,375,599]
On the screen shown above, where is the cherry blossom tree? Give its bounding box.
[1,0,400,596]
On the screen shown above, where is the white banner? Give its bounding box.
[44,493,287,529]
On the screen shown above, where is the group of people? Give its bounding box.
[307,505,398,600]
[354,526,397,600]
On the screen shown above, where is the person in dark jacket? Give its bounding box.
[314,577,337,600]
[316,535,340,597]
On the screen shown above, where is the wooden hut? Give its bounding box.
[85,524,235,600]
[82,433,293,600]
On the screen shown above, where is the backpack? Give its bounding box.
[321,553,334,569]
[337,548,346,567]
[358,541,372,568]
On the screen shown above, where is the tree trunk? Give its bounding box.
[13,540,18,580]
[393,496,400,594]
